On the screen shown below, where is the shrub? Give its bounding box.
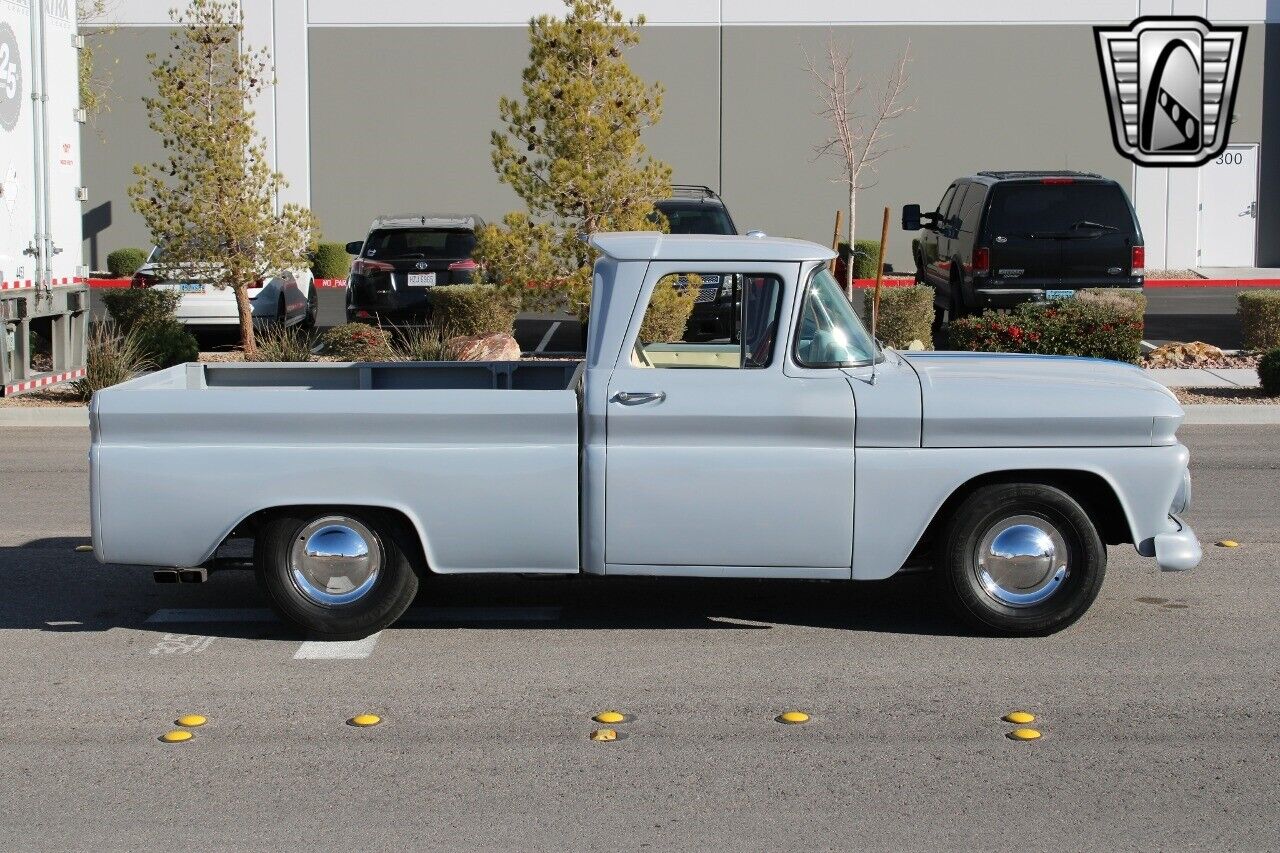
[1260,349,1280,396]
[1078,287,1147,318]
[310,242,352,280]
[1239,291,1280,351]
[100,288,183,334]
[249,324,315,362]
[321,323,394,361]
[106,247,149,277]
[72,324,154,401]
[838,239,884,279]
[864,285,933,349]
[134,318,199,368]
[427,285,518,337]
[394,325,451,362]
[947,298,1143,363]
[640,275,701,343]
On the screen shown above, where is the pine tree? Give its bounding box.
[128,0,316,355]
[477,0,672,317]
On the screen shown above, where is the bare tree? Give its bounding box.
[807,37,913,295]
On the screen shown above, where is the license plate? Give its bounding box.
[407,273,436,287]
[178,283,204,294]
[1046,289,1076,300]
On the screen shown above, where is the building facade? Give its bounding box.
[81,0,1278,271]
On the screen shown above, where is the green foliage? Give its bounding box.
[321,323,395,361]
[128,0,318,356]
[248,324,315,362]
[1259,349,1280,396]
[72,324,154,401]
[427,286,519,338]
[311,242,352,280]
[839,240,883,279]
[1238,291,1280,351]
[106,247,149,277]
[77,1,117,123]
[394,325,452,362]
[134,318,200,368]
[1077,287,1147,318]
[101,288,183,334]
[476,0,672,317]
[864,285,933,349]
[639,275,700,343]
[947,299,1143,363]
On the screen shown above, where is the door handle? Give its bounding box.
[612,391,666,405]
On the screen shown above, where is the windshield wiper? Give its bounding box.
[1069,220,1119,233]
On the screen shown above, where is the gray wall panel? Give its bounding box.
[721,26,1136,267]
[308,26,719,244]
[79,27,174,266]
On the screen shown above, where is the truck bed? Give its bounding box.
[90,360,583,573]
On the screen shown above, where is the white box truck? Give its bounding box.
[0,0,88,395]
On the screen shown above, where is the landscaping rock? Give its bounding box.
[1142,341,1261,370]
[442,333,522,361]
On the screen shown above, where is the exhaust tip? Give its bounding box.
[153,570,179,584]
[177,568,208,584]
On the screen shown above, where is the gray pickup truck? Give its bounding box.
[90,233,1199,639]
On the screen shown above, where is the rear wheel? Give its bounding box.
[255,508,421,639]
[936,483,1106,636]
[931,278,961,346]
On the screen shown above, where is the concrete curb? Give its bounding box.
[0,407,89,427]
[2,403,1278,428]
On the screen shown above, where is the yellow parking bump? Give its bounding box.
[74,545,93,553]
[160,730,193,743]
[1216,540,1240,548]
[777,711,810,724]
[1002,711,1036,724]
[593,711,625,724]
[176,714,207,728]
[349,714,381,727]
[1007,728,1042,741]
[590,728,618,742]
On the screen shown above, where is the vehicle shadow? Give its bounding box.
[1,537,972,639]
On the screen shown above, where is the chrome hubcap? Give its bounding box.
[974,515,1069,608]
[289,516,382,607]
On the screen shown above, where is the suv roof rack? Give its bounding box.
[668,185,721,200]
[975,170,1104,180]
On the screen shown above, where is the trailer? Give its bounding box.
[0,0,88,396]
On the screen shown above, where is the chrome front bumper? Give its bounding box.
[1153,515,1201,572]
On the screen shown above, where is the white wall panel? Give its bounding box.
[1133,167,1170,269]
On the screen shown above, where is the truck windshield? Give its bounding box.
[794,268,878,366]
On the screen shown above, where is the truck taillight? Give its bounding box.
[352,258,394,276]
[448,259,478,272]
[131,272,157,288]
[1132,245,1145,277]
[973,247,990,274]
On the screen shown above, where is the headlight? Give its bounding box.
[1171,468,1192,516]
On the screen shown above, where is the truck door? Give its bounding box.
[603,262,856,576]
[922,183,958,286]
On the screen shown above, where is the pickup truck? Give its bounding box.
[89,233,1200,639]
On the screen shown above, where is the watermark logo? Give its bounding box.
[1095,16,1246,167]
[0,22,22,133]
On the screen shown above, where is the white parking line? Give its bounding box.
[294,633,381,660]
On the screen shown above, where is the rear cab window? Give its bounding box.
[632,273,783,369]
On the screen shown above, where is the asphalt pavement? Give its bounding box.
[0,425,1276,851]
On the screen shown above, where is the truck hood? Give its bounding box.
[900,351,1184,447]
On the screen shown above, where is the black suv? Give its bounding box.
[345,214,483,326]
[652,186,741,340]
[903,171,1144,328]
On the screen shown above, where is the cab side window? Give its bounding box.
[632,273,783,369]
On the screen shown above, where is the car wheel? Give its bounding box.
[255,508,421,639]
[936,483,1106,637]
[303,288,318,329]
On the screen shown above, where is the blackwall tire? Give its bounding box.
[255,508,420,639]
[936,483,1106,636]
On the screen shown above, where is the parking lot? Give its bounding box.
[1,424,1276,851]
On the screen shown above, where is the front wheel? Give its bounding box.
[936,483,1106,636]
[255,508,421,639]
